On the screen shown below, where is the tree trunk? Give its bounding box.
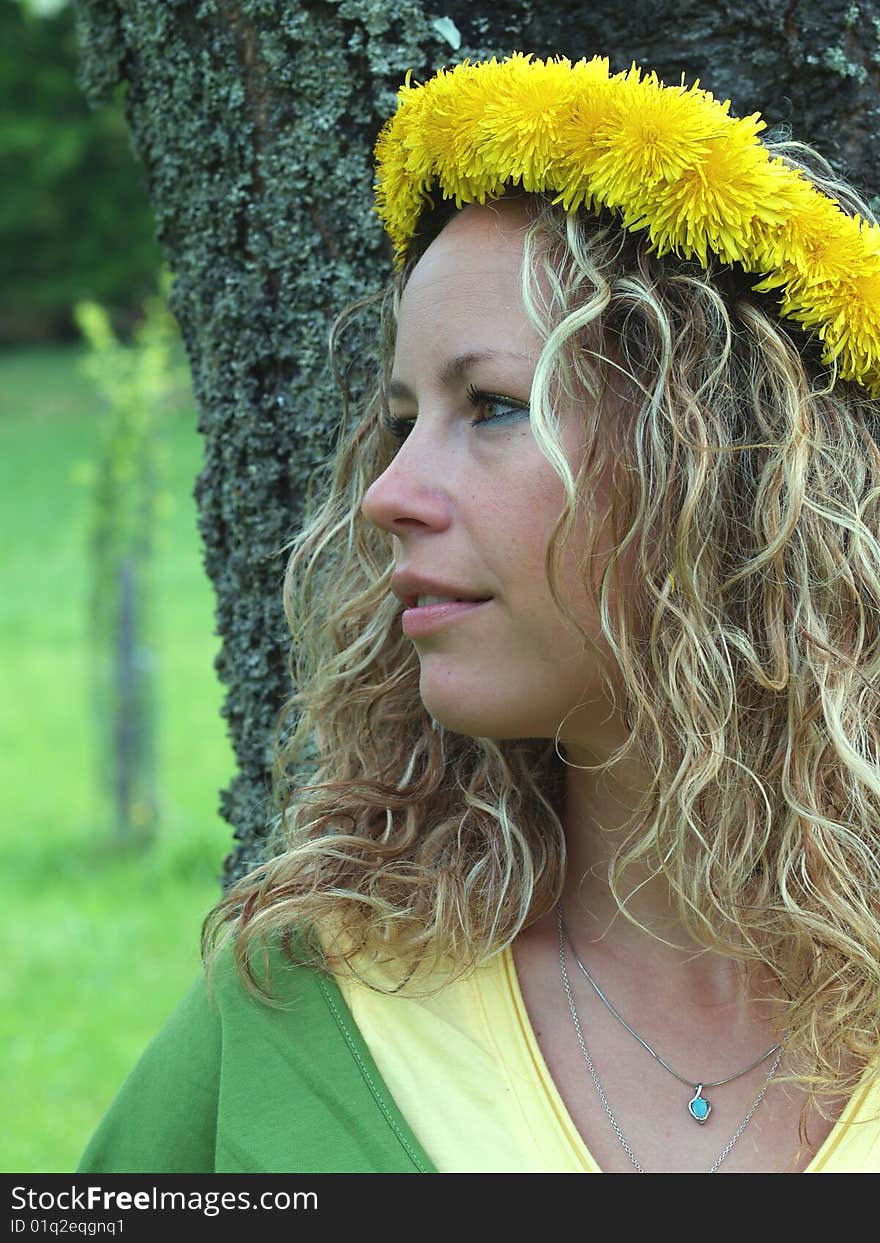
[73,0,880,886]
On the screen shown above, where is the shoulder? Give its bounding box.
[75,936,325,1174]
[816,1064,880,1173]
[76,960,227,1174]
[78,933,435,1174]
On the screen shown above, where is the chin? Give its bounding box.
[418,678,547,741]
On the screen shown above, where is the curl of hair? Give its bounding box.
[203,136,880,1126]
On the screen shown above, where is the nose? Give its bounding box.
[361,427,453,536]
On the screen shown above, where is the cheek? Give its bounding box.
[553,492,644,672]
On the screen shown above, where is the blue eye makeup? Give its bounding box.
[465,384,530,426]
[382,387,530,442]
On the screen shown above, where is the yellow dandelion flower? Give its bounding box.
[833,282,880,389]
[586,67,727,214]
[745,166,833,279]
[777,196,874,289]
[474,54,582,192]
[374,73,434,256]
[406,66,470,180]
[780,249,880,388]
[570,53,612,90]
[373,133,420,261]
[553,56,618,211]
[640,114,789,265]
[845,265,880,380]
[425,61,509,205]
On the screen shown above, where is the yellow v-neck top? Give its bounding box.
[334,945,880,1173]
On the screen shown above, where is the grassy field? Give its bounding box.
[1,342,236,1172]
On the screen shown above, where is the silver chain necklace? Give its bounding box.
[557,904,782,1123]
[556,904,784,1173]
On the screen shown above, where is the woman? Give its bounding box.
[79,53,880,1174]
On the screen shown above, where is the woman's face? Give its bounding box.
[361,198,629,749]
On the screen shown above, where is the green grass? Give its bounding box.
[0,341,236,1172]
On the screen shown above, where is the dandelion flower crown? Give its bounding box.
[373,52,880,397]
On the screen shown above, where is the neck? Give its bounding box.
[558,743,768,1011]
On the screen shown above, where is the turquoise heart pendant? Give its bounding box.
[688,1085,711,1124]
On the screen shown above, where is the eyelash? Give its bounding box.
[382,386,530,442]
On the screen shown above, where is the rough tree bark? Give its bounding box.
[73,0,880,886]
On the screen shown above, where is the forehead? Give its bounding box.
[403,198,533,296]
[393,199,540,374]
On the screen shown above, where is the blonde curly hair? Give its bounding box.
[203,136,880,1120]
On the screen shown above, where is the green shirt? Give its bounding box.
[77,941,437,1174]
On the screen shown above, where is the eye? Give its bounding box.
[465,384,530,426]
[381,413,415,442]
[380,387,530,442]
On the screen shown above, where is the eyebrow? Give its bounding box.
[386,349,532,402]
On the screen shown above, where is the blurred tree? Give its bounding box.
[75,278,186,849]
[1,0,161,342]
[72,0,880,887]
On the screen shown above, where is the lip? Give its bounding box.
[390,571,492,610]
[401,598,491,638]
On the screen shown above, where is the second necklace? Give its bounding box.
[556,904,783,1124]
